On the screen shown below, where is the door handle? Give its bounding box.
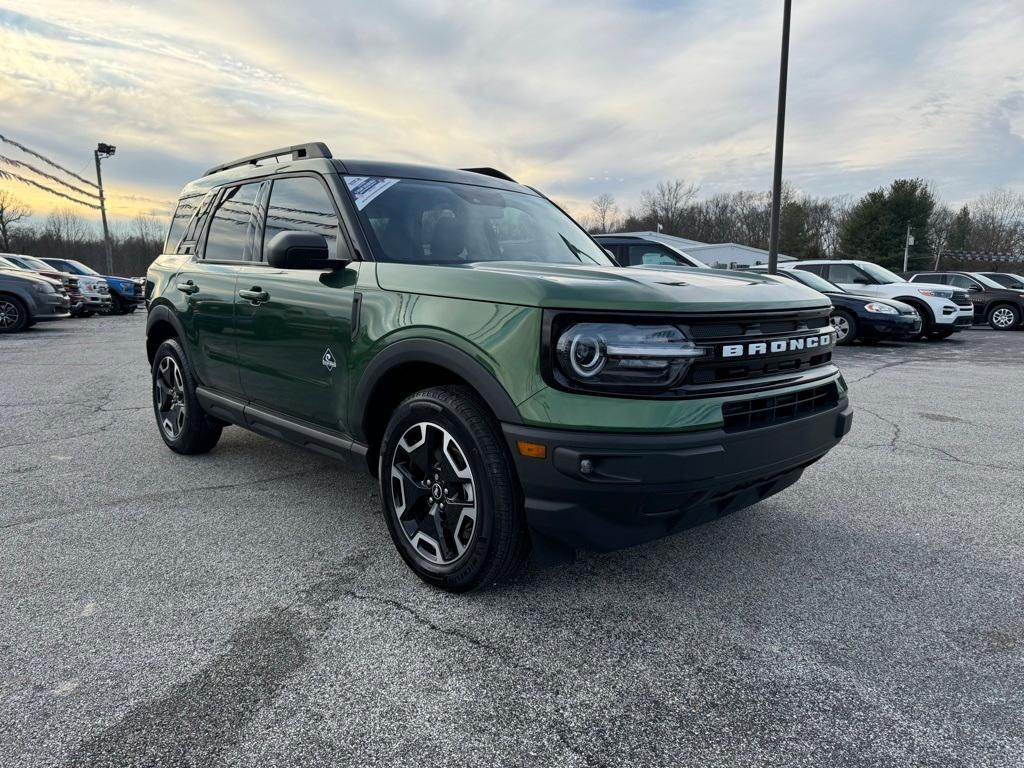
[238,287,269,304]
[176,280,199,295]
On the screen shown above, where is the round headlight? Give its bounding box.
[564,332,606,378]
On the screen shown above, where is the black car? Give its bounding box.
[750,266,921,345]
[979,272,1024,290]
[908,271,1024,330]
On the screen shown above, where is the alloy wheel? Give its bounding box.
[390,421,478,566]
[991,307,1015,329]
[830,314,850,342]
[155,355,187,439]
[0,300,21,329]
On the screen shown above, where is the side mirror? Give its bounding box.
[266,231,339,269]
[967,284,982,292]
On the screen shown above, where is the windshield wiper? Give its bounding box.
[559,235,602,265]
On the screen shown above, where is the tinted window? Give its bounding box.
[347,176,611,266]
[946,274,979,290]
[793,263,825,277]
[178,192,218,255]
[263,176,341,260]
[166,195,202,253]
[626,244,684,267]
[826,264,871,284]
[203,184,260,262]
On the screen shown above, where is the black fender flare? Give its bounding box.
[350,338,523,442]
[145,302,190,362]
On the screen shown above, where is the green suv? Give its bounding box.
[146,142,852,591]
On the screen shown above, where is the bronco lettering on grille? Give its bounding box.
[721,333,834,358]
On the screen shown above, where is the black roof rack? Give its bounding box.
[204,142,332,177]
[460,167,517,183]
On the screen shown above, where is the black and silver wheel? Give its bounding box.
[830,309,857,345]
[988,304,1019,330]
[151,338,223,454]
[379,385,530,592]
[0,296,28,333]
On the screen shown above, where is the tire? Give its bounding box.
[109,293,124,315]
[379,385,530,592]
[830,309,857,345]
[80,310,95,318]
[988,304,1019,331]
[151,338,223,455]
[0,296,28,333]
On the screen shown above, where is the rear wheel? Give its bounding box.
[151,338,223,454]
[0,296,28,333]
[830,309,857,345]
[988,304,1019,330]
[379,385,530,592]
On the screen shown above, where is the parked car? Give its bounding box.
[147,142,851,591]
[0,266,71,333]
[593,233,708,268]
[749,266,921,344]
[782,259,974,339]
[978,272,1024,290]
[39,257,144,315]
[0,253,111,316]
[907,271,1024,330]
[0,253,82,308]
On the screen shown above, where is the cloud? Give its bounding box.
[0,0,1021,227]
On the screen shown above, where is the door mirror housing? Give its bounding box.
[967,284,982,292]
[266,231,344,269]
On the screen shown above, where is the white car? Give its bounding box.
[780,260,974,339]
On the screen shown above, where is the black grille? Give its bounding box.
[722,383,838,432]
[687,315,830,339]
[951,291,973,307]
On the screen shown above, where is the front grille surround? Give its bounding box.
[541,307,838,400]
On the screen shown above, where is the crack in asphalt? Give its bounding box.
[845,358,913,384]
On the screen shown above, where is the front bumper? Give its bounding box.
[859,313,922,339]
[503,395,852,559]
[32,292,71,321]
[74,293,112,310]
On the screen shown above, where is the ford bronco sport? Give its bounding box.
[146,142,852,591]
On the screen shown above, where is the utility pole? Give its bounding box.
[902,223,914,272]
[94,142,116,275]
[766,0,792,274]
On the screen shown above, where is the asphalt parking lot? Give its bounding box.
[2,314,1022,768]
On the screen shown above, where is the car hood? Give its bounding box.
[376,262,830,312]
[900,281,955,293]
[0,268,53,287]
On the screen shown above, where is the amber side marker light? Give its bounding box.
[517,440,547,459]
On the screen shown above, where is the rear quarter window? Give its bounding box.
[165,195,202,253]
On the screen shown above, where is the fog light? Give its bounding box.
[579,459,593,475]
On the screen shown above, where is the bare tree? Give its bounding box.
[0,190,32,251]
[590,193,618,234]
[928,204,955,268]
[639,180,699,235]
[969,188,1024,254]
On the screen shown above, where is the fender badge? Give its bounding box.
[322,348,337,372]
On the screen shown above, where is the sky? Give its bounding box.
[0,0,1022,230]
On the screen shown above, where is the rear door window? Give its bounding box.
[203,184,261,262]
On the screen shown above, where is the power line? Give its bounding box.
[0,133,99,189]
[0,154,101,200]
[0,168,101,210]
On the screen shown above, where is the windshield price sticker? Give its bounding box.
[345,176,400,210]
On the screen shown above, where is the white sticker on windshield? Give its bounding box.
[345,176,400,210]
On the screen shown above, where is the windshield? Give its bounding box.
[858,262,905,284]
[785,269,844,293]
[66,259,99,276]
[14,255,52,271]
[0,256,18,269]
[971,273,1007,289]
[345,176,613,267]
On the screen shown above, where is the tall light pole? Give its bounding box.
[94,142,116,275]
[766,0,792,274]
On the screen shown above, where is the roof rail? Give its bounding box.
[203,142,333,177]
[461,167,517,183]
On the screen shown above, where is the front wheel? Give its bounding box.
[988,304,1019,330]
[379,385,530,592]
[0,296,28,333]
[830,309,857,345]
[151,338,223,454]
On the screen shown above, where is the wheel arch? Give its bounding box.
[352,339,523,475]
[0,290,31,321]
[146,303,189,363]
[893,296,934,324]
